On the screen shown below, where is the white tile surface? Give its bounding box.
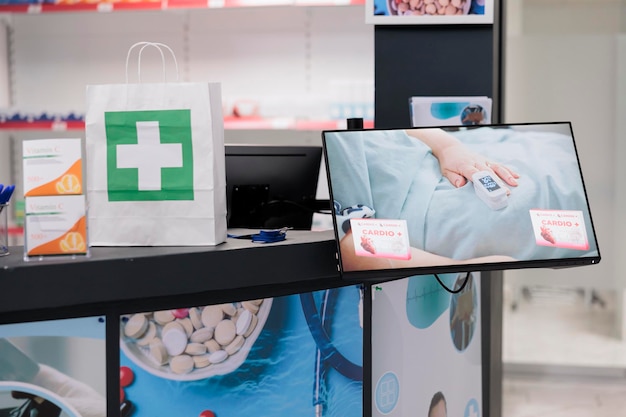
[503,375,626,417]
[502,286,626,368]
[502,285,626,417]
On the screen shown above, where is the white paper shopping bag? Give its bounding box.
[85,42,227,246]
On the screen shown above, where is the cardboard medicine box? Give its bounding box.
[25,195,87,256]
[23,138,83,197]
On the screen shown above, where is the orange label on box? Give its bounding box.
[23,139,83,197]
[26,159,83,196]
[25,195,88,256]
[28,217,87,256]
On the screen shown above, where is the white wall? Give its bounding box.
[617,36,626,278]
[0,18,10,109]
[504,33,616,289]
[504,0,625,332]
[0,18,11,186]
[0,134,9,188]
[0,5,373,228]
[8,6,373,121]
[11,11,187,115]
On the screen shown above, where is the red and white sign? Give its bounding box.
[529,209,590,251]
[350,218,411,260]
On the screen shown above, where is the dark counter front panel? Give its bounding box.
[0,230,342,319]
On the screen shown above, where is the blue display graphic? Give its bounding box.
[120,287,363,417]
[375,372,399,415]
[464,398,480,417]
[405,274,456,329]
[431,102,471,120]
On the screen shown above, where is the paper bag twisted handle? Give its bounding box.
[125,41,180,83]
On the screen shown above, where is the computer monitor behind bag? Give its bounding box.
[225,145,323,230]
[322,122,601,281]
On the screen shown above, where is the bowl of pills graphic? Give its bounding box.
[386,0,470,16]
[120,299,272,381]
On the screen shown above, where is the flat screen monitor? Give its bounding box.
[322,122,601,281]
[225,145,323,230]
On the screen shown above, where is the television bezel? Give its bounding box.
[321,121,602,282]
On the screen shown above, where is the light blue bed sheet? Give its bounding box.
[325,127,599,262]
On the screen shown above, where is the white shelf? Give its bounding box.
[0,0,364,14]
[2,5,374,134]
[0,117,374,131]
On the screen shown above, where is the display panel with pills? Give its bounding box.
[119,288,363,417]
[120,300,271,381]
[322,121,601,281]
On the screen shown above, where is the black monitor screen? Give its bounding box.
[322,122,601,281]
[225,145,323,230]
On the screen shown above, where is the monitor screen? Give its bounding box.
[225,145,323,230]
[322,122,601,281]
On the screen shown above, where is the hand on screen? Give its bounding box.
[30,364,106,417]
[405,128,520,191]
[434,142,519,191]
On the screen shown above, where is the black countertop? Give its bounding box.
[0,230,343,320]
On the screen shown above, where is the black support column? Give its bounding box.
[372,4,505,415]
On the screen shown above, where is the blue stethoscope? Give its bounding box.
[300,286,363,417]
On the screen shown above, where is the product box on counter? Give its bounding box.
[24,194,87,257]
[23,138,83,197]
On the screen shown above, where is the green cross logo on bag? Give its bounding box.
[104,109,194,201]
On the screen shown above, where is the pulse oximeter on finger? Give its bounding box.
[472,170,508,210]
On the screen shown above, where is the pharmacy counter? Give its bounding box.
[0,230,342,322]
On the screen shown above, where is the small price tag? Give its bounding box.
[350,218,411,260]
[529,209,590,251]
[97,2,114,12]
[27,4,42,13]
[51,121,67,131]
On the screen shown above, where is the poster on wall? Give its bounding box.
[366,0,494,24]
[0,316,107,417]
[371,273,482,417]
[119,286,363,417]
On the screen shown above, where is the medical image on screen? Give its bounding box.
[0,317,107,417]
[323,122,601,279]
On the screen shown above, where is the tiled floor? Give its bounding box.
[503,374,626,417]
[501,284,626,417]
